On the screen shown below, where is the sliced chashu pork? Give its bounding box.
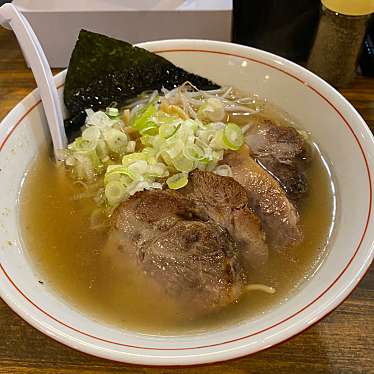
[244,117,311,200]
[109,170,269,315]
[110,189,246,315]
[180,170,268,267]
[224,145,303,249]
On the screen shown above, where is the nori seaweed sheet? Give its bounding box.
[64,30,219,134]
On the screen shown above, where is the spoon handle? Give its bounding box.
[0,3,67,160]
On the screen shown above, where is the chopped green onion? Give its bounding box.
[82,126,101,142]
[141,147,157,159]
[209,129,225,150]
[181,119,198,134]
[127,160,148,177]
[106,107,119,118]
[73,154,94,180]
[172,154,195,173]
[66,98,247,207]
[212,150,224,162]
[223,122,244,150]
[197,98,225,122]
[122,153,146,166]
[146,163,169,178]
[127,181,163,196]
[132,103,157,133]
[159,123,177,139]
[68,137,96,153]
[103,129,128,154]
[104,165,135,184]
[105,181,128,206]
[96,140,109,160]
[126,141,136,153]
[183,144,205,161]
[214,164,233,177]
[166,173,188,190]
[86,111,114,128]
[177,121,195,141]
[154,111,180,125]
[104,173,132,186]
[159,151,175,167]
[139,124,158,136]
[164,139,184,159]
[140,134,153,146]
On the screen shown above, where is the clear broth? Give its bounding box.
[20,115,335,334]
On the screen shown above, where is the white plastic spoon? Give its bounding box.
[0,3,67,160]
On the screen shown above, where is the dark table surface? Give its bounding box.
[0,28,373,374]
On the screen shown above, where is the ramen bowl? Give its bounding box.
[0,40,373,365]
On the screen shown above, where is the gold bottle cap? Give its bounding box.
[322,0,374,15]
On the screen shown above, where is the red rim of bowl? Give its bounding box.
[0,48,372,355]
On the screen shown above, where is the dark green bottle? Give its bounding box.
[232,0,321,62]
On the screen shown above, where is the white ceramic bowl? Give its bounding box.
[0,40,373,366]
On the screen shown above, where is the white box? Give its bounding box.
[13,0,232,68]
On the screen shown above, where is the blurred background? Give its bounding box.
[0,0,372,87]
